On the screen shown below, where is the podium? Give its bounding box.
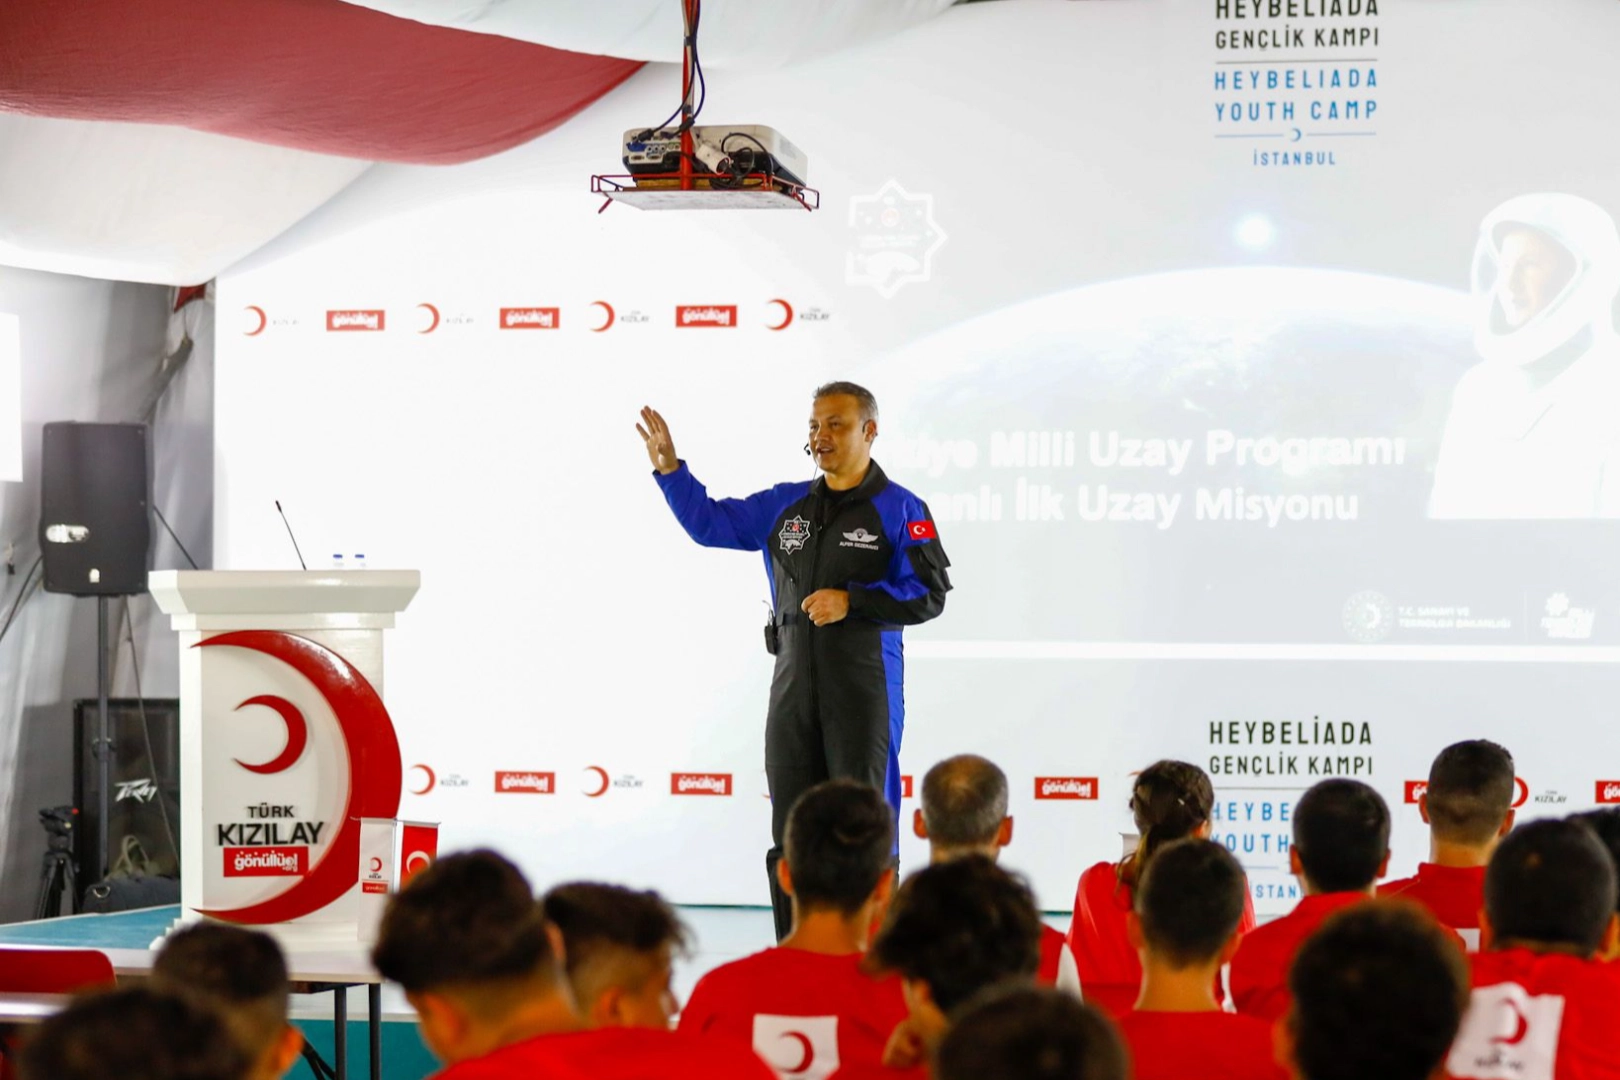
[149,570,419,949]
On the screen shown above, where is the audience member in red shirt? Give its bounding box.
[542,882,690,1030]
[1116,839,1286,1080]
[912,753,1081,996]
[679,779,909,1079]
[1380,740,1517,951]
[370,849,773,1080]
[867,855,1045,1073]
[1230,778,1392,1022]
[1447,819,1620,1080]
[1067,759,1255,1015]
[936,985,1126,1080]
[1570,807,1620,961]
[1279,900,1469,1080]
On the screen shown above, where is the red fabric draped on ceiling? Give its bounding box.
[0,0,642,164]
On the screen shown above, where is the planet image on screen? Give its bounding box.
[864,267,1476,643]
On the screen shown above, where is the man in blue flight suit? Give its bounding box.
[638,382,951,940]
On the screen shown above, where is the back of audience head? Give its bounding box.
[935,984,1127,1080]
[19,985,251,1080]
[1483,817,1619,957]
[1291,778,1390,894]
[1130,838,1248,970]
[1573,808,1620,961]
[1123,760,1214,886]
[781,779,895,923]
[1284,901,1468,1080]
[371,849,565,1064]
[1423,740,1516,852]
[868,856,1043,1048]
[541,881,690,1030]
[152,922,302,1080]
[915,754,1011,861]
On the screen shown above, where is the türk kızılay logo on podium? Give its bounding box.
[197,631,402,925]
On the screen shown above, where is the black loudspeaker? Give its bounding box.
[74,697,181,883]
[40,422,152,596]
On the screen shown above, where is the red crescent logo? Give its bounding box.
[1512,777,1529,808]
[195,631,402,925]
[584,766,610,797]
[591,301,615,332]
[767,299,794,331]
[369,856,384,873]
[1491,999,1530,1045]
[232,695,309,774]
[780,1031,814,1073]
[244,306,267,336]
[409,763,436,796]
[405,850,431,875]
[416,303,440,334]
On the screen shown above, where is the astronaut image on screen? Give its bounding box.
[1430,193,1620,518]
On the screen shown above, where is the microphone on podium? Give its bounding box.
[274,500,308,570]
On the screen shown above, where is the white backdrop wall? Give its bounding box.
[215,0,1620,916]
[0,269,210,921]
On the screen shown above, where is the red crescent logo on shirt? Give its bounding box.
[776,1032,814,1073]
[906,520,936,540]
[1490,999,1530,1046]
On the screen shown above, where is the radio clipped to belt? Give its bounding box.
[763,603,808,655]
[763,600,779,655]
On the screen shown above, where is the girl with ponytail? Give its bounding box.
[1064,760,1256,1016]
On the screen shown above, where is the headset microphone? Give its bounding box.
[804,443,812,456]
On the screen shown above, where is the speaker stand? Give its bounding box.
[94,596,113,882]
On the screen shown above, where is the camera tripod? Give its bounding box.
[34,808,80,920]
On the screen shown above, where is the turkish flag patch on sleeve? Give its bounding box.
[906,520,937,541]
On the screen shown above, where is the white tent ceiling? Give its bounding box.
[336,0,956,68]
[0,0,958,286]
[0,113,370,286]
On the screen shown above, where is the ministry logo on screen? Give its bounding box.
[1342,590,1395,643]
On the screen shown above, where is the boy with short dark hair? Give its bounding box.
[19,986,250,1080]
[1230,778,1394,1020]
[1117,839,1285,1080]
[866,855,1044,1069]
[372,848,772,1079]
[680,780,907,1078]
[1380,740,1516,948]
[1572,806,1620,960]
[936,985,1126,1080]
[542,882,690,1030]
[152,923,305,1080]
[1447,819,1620,1080]
[1280,901,1469,1080]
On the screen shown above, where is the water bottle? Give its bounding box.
[331,553,345,571]
[352,553,368,570]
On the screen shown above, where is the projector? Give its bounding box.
[621,125,809,189]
